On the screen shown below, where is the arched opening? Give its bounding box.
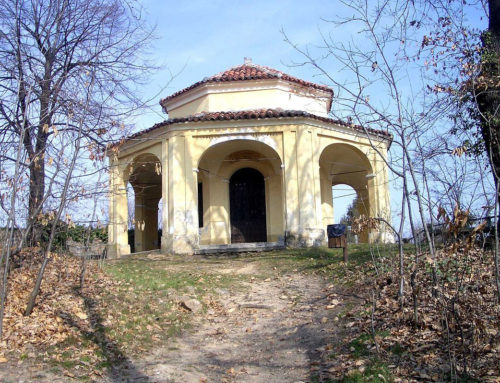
[332,184,365,243]
[332,184,358,223]
[197,139,283,245]
[126,153,162,252]
[230,168,267,243]
[319,143,373,243]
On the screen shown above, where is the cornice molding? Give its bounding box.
[113,115,389,157]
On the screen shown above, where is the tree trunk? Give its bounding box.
[28,156,45,221]
[27,53,52,239]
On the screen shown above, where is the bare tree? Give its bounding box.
[25,67,96,316]
[284,1,500,330]
[284,0,445,306]
[406,0,500,299]
[0,0,157,239]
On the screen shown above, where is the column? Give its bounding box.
[370,146,394,243]
[207,175,230,245]
[265,173,285,243]
[161,139,169,253]
[107,159,130,258]
[165,135,199,254]
[320,167,334,238]
[283,128,324,247]
[283,130,300,244]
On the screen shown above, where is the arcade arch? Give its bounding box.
[125,153,162,252]
[197,139,284,245]
[319,143,374,242]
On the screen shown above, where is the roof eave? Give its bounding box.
[110,109,391,152]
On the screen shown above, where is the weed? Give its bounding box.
[389,342,405,356]
[340,360,393,382]
[61,360,77,369]
[349,333,373,358]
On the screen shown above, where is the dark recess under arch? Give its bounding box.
[230,167,267,243]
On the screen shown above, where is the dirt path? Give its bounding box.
[1,256,357,383]
[108,265,348,383]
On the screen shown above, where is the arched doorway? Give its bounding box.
[230,168,267,243]
[197,139,284,246]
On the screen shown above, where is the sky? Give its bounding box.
[126,0,488,230]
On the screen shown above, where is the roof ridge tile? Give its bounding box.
[160,62,333,107]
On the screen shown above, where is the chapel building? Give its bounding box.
[107,59,393,257]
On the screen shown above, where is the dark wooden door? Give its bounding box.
[230,168,267,243]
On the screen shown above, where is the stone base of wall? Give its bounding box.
[162,232,199,255]
[109,228,395,257]
[106,243,131,259]
[285,228,325,248]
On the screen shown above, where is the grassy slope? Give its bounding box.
[6,243,496,382]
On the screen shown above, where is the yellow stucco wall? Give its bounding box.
[107,80,392,257]
[166,81,331,119]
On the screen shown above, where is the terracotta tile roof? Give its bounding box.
[160,62,333,106]
[110,109,391,149]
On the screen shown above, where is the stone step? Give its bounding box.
[194,242,285,255]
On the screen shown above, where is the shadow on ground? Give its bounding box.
[60,287,150,382]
